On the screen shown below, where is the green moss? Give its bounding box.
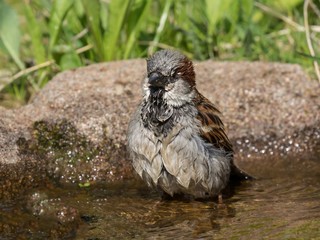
[32,119,99,164]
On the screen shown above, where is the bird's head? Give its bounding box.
[143,50,196,107]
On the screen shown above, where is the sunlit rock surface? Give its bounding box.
[0,60,319,199]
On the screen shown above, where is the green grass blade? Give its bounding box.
[100,2,108,31]
[296,51,320,61]
[205,0,232,36]
[48,0,75,53]
[0,0,24,70]
[266,0,303,12]
[124,0,151,58]
[24,2,47,64]
[82,0,105,60]
[104,0,132,60]
[149,0,173,54]
[59,51,82,70]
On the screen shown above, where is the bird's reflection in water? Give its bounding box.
[134,181,250,237]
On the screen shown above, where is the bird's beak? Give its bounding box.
[148,72,166,87]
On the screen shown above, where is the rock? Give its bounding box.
[0,60,319,199]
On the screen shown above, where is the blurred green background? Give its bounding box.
[0,0,319,107]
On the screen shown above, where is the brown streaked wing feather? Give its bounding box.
[194,91,253,180]
[194,92,233,154]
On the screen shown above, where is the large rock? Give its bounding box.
[0,60,319,199]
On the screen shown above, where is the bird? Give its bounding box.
[127,49,251,199]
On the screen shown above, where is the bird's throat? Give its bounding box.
[141,89,175,137]
[149,86,165,100]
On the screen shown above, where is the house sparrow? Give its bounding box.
[127,50,251,199]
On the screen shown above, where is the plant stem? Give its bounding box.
[11,61,55,83]
[304,0,320,83]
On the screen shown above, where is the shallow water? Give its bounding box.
[1,157,320,239]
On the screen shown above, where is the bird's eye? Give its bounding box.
[170,70,181,77]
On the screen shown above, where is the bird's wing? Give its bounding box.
[194,92,252,180]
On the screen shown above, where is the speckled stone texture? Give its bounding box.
[0,60,319,198]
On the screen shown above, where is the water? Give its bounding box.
[1,158,320,239]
